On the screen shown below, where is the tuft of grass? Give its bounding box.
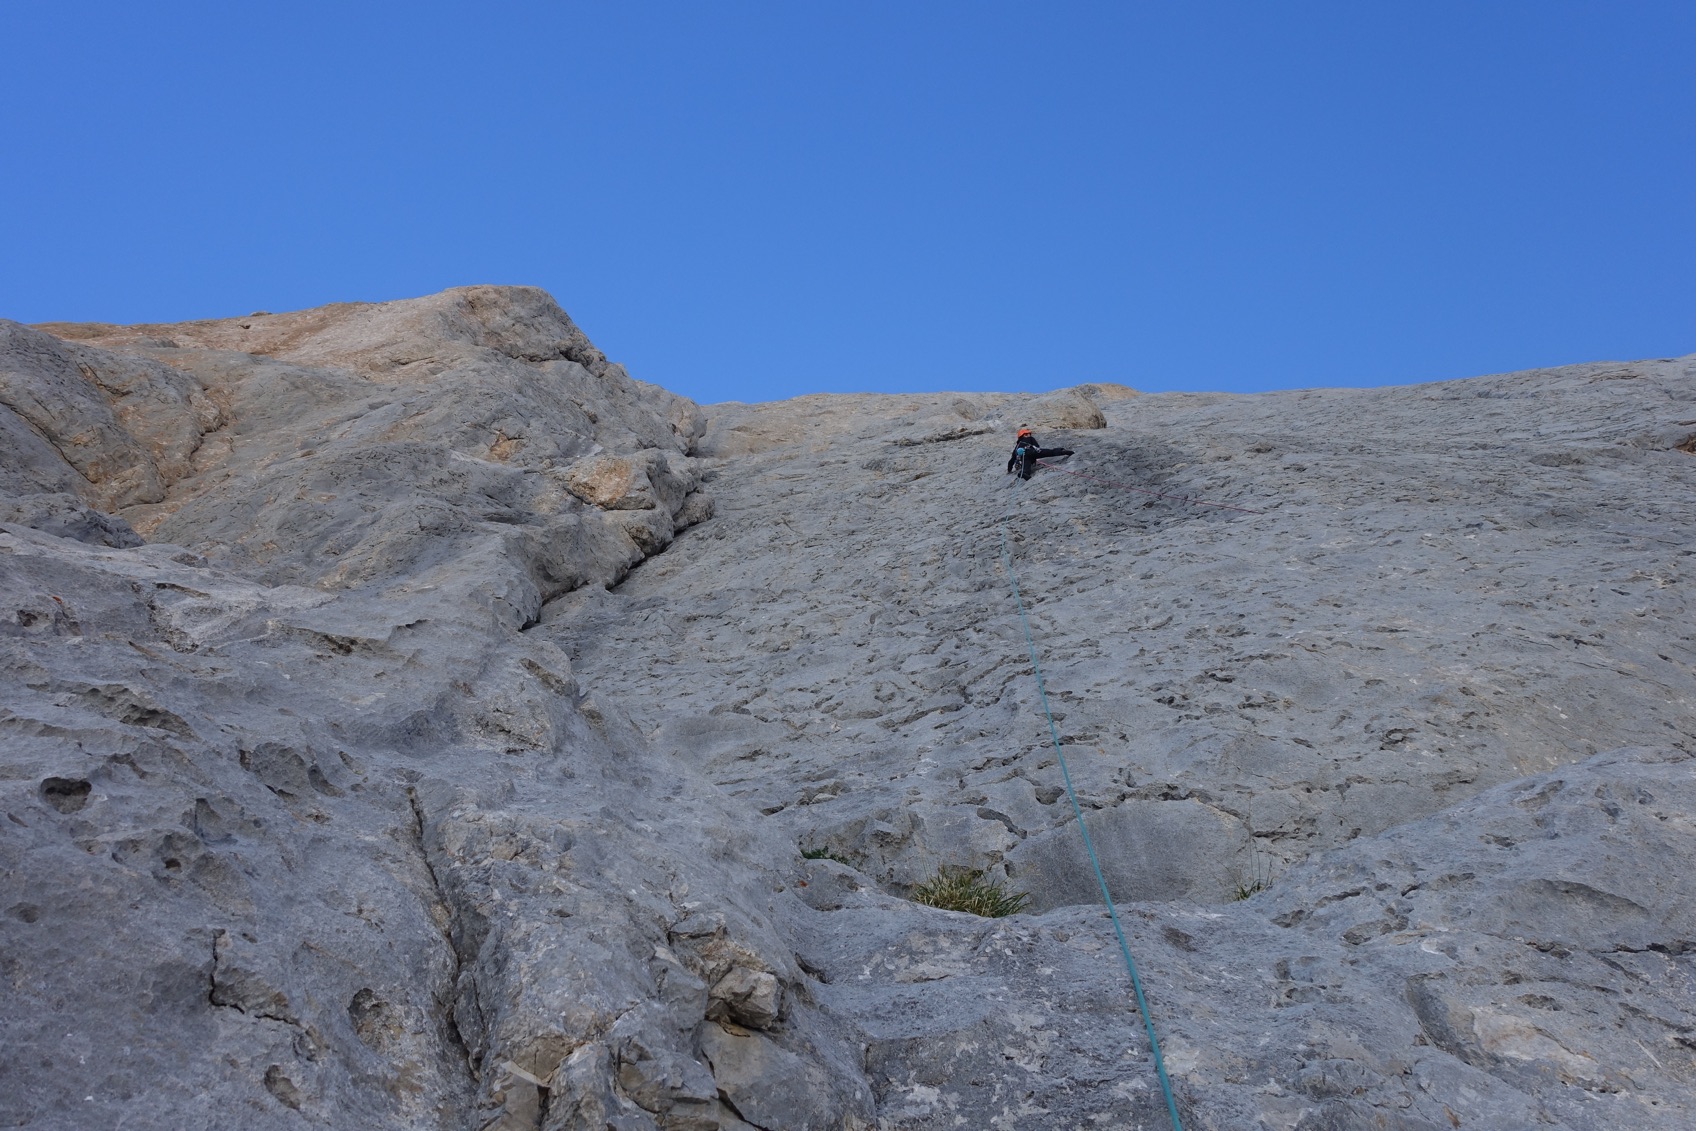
[910,867,1029,918]
[1232,851,1278,901]
[1232,878,1267,901]
[801,846,854,865]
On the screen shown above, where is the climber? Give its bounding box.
[1006,428,1074,480]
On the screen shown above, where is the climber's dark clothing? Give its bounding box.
[1008,432,1042,475]
[1007,437,1074,480]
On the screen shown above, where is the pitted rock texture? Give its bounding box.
[2,287,1694,1130]
[31,285,710,589]
[553,363,1696,907]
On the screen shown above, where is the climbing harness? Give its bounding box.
[1035,458,1263,515]
[990,474,1200,1131]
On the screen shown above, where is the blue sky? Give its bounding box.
[2,2,1691,402]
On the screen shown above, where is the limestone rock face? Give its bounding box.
[0,320,218,508]
[24,286,711,594]
[549,351,1696,1127]
[1016,387,1107,431]
[3,288,1695,1130]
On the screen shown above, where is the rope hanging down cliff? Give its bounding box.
[996,507,1187,1131]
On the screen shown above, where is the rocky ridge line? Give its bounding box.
[1,287,1693,1129]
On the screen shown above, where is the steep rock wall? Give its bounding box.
[2,289,1694,1130]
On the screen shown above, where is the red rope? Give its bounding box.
[1034,460,1264,515]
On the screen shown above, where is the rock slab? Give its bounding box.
[3,288,1694,1129]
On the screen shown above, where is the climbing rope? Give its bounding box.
[1035,458,1264,515]
[997,509,1186,1131]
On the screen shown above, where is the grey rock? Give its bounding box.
[787,746,1696,1129]
[1017,387,1109,431]
[699,1022,874,1131]
[1007,796,1253,907]
[0,319,218,509]
[559,358,1696,905]
[0,491,143,547]
[548,351,1696,1127]
[2,289,1693,1130]
[707,967,784,1029]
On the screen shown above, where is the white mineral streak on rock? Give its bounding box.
[2,287,1694,1130]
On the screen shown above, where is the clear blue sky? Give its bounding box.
[2,3,1691,401]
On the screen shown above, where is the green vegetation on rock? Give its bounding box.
[910,868,1029,918]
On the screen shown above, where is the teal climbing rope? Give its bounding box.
[997,511,1185,1131]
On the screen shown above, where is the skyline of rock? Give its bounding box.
[2,287,1692,1129]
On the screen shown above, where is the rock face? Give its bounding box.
[2,288,1693,1130]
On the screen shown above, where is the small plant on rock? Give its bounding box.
[910,867,1029,918]
[800,845,854,865]
[1232,851,1278,901]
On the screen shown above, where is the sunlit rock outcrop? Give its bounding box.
[3,288,1693,1129]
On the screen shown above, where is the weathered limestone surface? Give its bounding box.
[564,364,1696,906]
[2,286,1693,1130]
